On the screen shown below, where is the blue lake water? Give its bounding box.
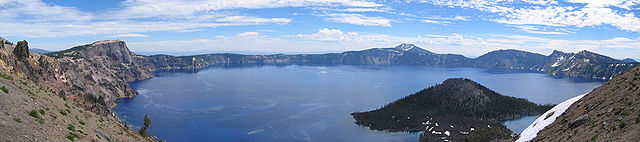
[501,115,541,134]
[114,65,603,141]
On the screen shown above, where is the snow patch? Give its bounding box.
[550,61,560,67]
[516,94,586,142]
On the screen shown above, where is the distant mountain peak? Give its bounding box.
[92,40,124,46]
[551,50,565,54]
[392,43,432,54]
[441,78,472,85]
[577,50,599,56]
[622,58,637,63]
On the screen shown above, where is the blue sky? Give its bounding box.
[0,0,639,59]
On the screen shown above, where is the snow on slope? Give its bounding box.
[516,94,586,142]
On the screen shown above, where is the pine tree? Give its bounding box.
[140,114,151,137]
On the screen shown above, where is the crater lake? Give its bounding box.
[114,65,603,141]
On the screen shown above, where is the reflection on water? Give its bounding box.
[115,65,602,141]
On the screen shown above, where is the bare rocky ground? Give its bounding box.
[0,69,149,141]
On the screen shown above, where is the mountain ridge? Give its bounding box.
[130,43,637,80]
[46,40,636,82]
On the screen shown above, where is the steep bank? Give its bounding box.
[517,94,586,142]
[0,39,151,141]
[530,66,640,141]
[351,78,553,142]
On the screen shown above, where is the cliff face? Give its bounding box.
[351,78,552,142]
[0,39,73,98]
[532,66,640,141]
[46,40,154,114]
[0,39,149,141]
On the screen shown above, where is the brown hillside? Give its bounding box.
[532,66,640,141]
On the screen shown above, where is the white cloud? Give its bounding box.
[497,6,640,32]
[322,13,392,26]
[512,25,570,35]
[567,0,640,9]
[0,0,382,38]
[296,28,359,41]
[418,16,467,24]
[340,7,389,12]
[216,16,291,24]
[421,19,443,24]
[0,18,291,38]
[293,28,640,59]
[420,0,640,32]
[113,0,382,19]
[120,28,640,60]
[111,33,149,38]
[237,32,260,37]
[0,0,91,22]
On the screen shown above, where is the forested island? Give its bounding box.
[352,78,553,141]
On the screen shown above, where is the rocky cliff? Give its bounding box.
[531,65,640,141]
[45,40,154,115]
[0,39,152,141]
[351,78,552,142]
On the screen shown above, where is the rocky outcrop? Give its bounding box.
[0,37,11,49]
[351,78,553,142]
[12,40,29,59]
[532,66,640,141]
[45,40,154,114]
[568,114,588,128]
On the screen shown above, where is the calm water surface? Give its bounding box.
[114,65,603,141]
